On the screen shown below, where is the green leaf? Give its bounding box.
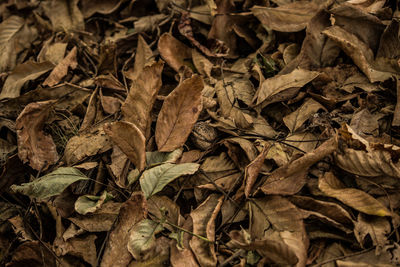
[74,191,114,215]
[140,163,200,198]
[127,219,164,260]
[145,148,183,166]
[10,167,89,200]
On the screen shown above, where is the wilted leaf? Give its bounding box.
[158,33,192,72]
[122,61,164,138]
[323,25,399,82]
[43,46,78,87]
[64,126,112,165]
[252,1,322,32]
[354,213,390,253]
[16,100,59,171]
[189,194,223,267]
[74,191,114,215]
[0,61,54,100]
[319,172,391,216]
[124,35,155,81]
[283,98,324,132]
[140,163,200,198]
[101,193,147,267]
[0,16,24,72]
[10,167,89,200]
[155,75,203,152]
[42,0,84,32]
[104,121,146,171]
[254,68,320,108]
[127,219,164,260]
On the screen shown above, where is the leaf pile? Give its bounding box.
[1,0,400,266]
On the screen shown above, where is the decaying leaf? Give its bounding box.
[16,100,59,171]
[104,121,146,171]
[319,172,391,216]
[156,75,204,152]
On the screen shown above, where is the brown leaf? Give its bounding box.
[124,35,155,81]
[0,61,54,100]
[189,194,223,267]
[64,126,112,165]
[252,1,324,32]
[260,137,337,195]
[283,98,324,133]
[43,46,78,87]
[80,0,124,18]
[245,144,270,197]
[249,196,308,266]
[156,75,204,152]
[319,172,391,216]
[16,100,59,171]
[354,213,390,253]
[42,0,84,32]
[104,121,146,172]
[122,61,164,138]
[54,234,97,266]
[323,25,399,82]
[158,33,192,72]
[0,16,24,72]
[100,192,147,267]
[254,68,320,108]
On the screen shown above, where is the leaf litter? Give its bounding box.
[0,0,400,266]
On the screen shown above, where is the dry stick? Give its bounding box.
[220,249,246,267]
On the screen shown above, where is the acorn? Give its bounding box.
[190,121,218,150]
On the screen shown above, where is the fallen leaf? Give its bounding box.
[127,219,164,261]
[0,61,54,100]
[189,194,223,267]
[140,163,200,198]
[252,1,323,32]
[155,75,203,152]
[319,172,391,216]
[0,16,24,72]
[122,61,164,138]
[158,33,192,72]
[16,100,59,171]
[104,121,146,171]
[101,192,147,267]
[254,68,320,108]
[11,167,89,200]
[43,46,78,87]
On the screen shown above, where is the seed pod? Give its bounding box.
[190,121,218,150]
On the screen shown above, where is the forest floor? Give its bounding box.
[1,0,400,266]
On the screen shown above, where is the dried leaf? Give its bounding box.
[158,33,192,72]
[155,75,203,152]
[16,100,59,171]
[189,194,223,267]
[122,61,164,138]
[0,16,24,72]
[43,46,78,87]
[104,121,146,172]
[283,98,324,133]
[318,172,391,216]
[101,193,147,267]
[254,68,320,108]
[42,0,84,32]
[252,1,322,32]
[0,61,54,100]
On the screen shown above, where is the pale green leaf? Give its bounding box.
[127,219,164,260]
[11,167,89,200]
[140,163,200,198]
[145,148,183,166]
[75,191,114,215]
